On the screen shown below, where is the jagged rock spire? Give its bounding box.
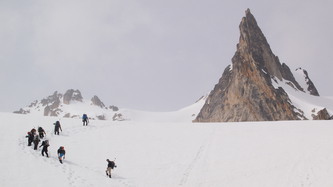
[194,9,302,122]
[238,9,283,79]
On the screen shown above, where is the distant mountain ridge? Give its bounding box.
[13,89,207,122]
[14,89,120,120]
[194,9,331,122]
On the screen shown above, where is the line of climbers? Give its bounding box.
[25,124,65,164]
[24,114,117,178]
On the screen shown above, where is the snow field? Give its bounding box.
[1,112,333,186]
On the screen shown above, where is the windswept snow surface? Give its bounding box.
[2,110,333,187]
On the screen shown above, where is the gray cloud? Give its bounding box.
[1,0,332,112]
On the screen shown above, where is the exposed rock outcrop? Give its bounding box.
[312,108,331,120]
[63,89,83,104]
[109,105,119,111]
[194,9,304,122]
[41,91,62,107]
[96,115,106,120]
[295,68,319,96]
[113,113,124,121]
[91,95,105,108]
[14,108,30,114]
[40,91,62,116]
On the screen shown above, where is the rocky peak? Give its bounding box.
[63,89,83,104]
[239,9,303,88]
[194,9,302,122]
[295,67,319,96]
[13,89,119,120]
[238,9,282,79]
[41,91,62,106]
[39,91,63,116]
[91,95,105,108]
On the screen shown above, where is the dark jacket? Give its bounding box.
[40,140,49,148]
[57,148,65,155]
[38,127,45,133]
[26,133,34,140]
[107,160,116,169]
[54,121,62,131]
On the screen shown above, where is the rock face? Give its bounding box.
[40,91,62,116]
[312,108,331,120]
[295,68,319,96]
[109,105,119,111]
[194,9,309,122]
[63,89,83,104]
[91,95,105,108]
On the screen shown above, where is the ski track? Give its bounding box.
[284,144,321,187]
[179,145,205,186]
[179,127,215,186]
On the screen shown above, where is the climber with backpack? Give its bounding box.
[31,128,37,135]
[105,159,117,178]
[38,126,46,139]
[82,114,89,126]
[33,134,40,150]
[26,131,34,146]
[40,140,50,157]
[57,146,66,164]
[54,121,62,135]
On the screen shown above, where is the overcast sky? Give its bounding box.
[1,0,332,112]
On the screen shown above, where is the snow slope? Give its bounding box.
[272,77,333,119]
[2,100,333,187]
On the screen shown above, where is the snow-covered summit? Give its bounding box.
[14,89,120,120]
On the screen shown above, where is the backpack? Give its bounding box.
[55,121,60,127]
[38,127,43,132]
[44,140,49,146]
[109,161,115,169]
[33,135,40,141]
[83,114,87,120]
